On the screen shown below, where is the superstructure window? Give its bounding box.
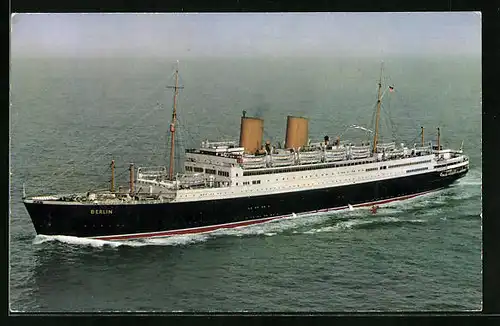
[388,160,431,169]
[193,167,204,173]
[407,167,429,173]
[185,166,193,172]
[242,159,374,176]
[218,171,229,177]
[243,160,382,176]
[252,180,261,184]
[434,161,461,168]
[206,169,216,175]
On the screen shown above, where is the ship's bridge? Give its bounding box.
[182,140,244,184]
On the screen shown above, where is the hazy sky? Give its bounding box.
[11,13,481,58]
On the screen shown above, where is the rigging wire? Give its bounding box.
[84,162,111,193]
[37,68,181,192]
[42,80,172,184]
[388,87,421,143]
[368,102,377,144]
[147,102,167,166]
[370,65,422,148]
[87,164,130,193]
[64,101,165,185]
[175,114,197,173]
[378,88,423,148]
[172,118,186,174]
[380,102,399,143]
[393,87,420,130]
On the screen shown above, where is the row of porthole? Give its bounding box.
[406,167,429,173]
[388,160,432,169]
[83,224,125,228]
[248,205,271,210]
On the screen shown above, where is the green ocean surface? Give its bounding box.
[9,55,481,311]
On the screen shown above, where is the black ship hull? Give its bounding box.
[24,170,466,240]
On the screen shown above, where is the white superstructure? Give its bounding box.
[134,140,469,203]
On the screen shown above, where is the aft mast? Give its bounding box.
[421,126,425,147]
[129,163,135,195]
[372,62,384,154]
[437,127,441,151]
[110,160,115,193]
[167,61,183,181]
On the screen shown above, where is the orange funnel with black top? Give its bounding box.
[285,116,309,150]
[239,114,264,154]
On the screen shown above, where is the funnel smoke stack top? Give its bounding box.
[239,115,264,154]
[285,116,309,150]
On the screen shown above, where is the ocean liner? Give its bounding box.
[22,63,469,240]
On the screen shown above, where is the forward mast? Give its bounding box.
[167,61,183,181]
[372,63,384,154]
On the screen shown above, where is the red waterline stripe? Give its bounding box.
[94,215,282,241]
[93,188,441,241]
[353,188,439,208]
